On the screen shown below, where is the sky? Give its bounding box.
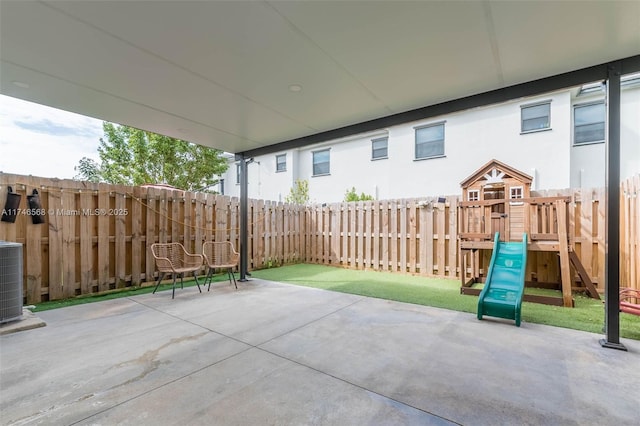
[0,94,104,179]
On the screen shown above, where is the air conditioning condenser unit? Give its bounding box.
[0,241,23,324]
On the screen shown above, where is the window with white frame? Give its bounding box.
[468,190,480,201]
[510,186,524,205]
[276,154,286,172]
[312,149,330,176]
[521,102,550,132]
[371,137,388,160]
[235,163,241,184]
[574,101,605,145]
[510,186,523,199]
[415,122,445,160]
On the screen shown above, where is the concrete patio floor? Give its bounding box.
[1,278,638,425]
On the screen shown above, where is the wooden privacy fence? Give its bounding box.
[307,193,593,284]
[0,173,305,303]
[304,197,458,277]
[620,174,639,292]
[0,172,638,303]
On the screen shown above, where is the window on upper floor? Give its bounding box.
[621,72,640,88]
[415,122,445,160]
[312,149,330,176]
[578,73,640,97]
[276,154,286,172]
[577,81,605,97]
[468,190,480,201]
[574,101,605,145]
[521,101,550,133]
[235,163,241,184]
[371,137,388,160]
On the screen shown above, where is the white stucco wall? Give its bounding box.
[621,85,640,180]
[295,90,572,202]
[221,83,639,202]
[570,83,640,188]
[299,131,390,203]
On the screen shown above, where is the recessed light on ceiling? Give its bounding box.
[288,84,302,93]
[12,81,30,89]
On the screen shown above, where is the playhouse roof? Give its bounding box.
[460,159,533,189]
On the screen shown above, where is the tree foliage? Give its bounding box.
[344,187,374,202]
[74,157,101,183]
[75,123,228,191]
[285,179,310,204]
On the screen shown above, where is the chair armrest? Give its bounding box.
[154,257,176,273]
[182,253,204,269]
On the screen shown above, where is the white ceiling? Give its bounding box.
[1,1,639,154]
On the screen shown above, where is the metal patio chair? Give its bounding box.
[150,243,203,298]
[202,241,239,290]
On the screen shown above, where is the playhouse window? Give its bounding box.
[468,190,480,201]
[510,187,523,199]
[574,101,605,145]
[414,122,445,160]
[276,154,286,172]
[510,187,524,205]
[371,137,388,160]
[521,101,550,133]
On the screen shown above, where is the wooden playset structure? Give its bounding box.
[458,159,599,307]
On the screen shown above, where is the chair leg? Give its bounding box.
[228,268,238,289]
[193,271,202,293]
[171,274,177,299]
[205,267,214,291]
[153,272,165,294]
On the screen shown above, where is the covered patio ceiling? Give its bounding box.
[1,1,639,156]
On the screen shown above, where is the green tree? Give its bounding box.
[74,122,228,191]
[74,157,101,183]
[344,187,374,202]
[285,179,310,204]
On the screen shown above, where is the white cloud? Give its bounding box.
[0,95,103,179]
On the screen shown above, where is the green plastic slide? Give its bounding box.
[477,232,528,327]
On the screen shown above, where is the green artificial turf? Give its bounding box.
[251,263,640,340]
[31,263,639,341]
[31,274,232,312]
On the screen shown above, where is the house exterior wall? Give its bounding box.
[220,83,639,202]
[569,83,640,188]
[620,85,640,181]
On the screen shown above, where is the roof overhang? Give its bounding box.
[2,1,639,156]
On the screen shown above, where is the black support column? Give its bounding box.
[600,62,626,351]
[238,154,249,282]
